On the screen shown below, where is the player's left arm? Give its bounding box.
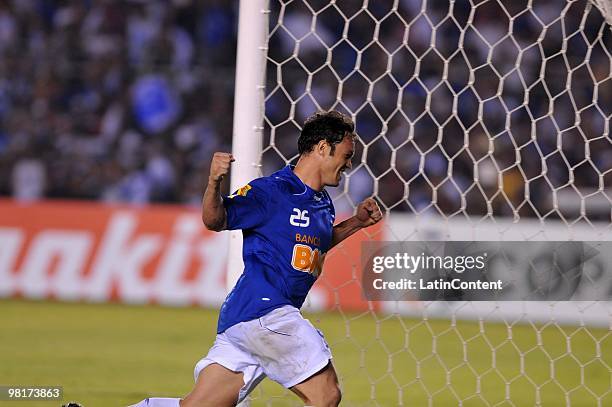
[330,198,382,248]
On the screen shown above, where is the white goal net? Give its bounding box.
[236,0,612,405]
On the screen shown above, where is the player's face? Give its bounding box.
[323,134,354,187]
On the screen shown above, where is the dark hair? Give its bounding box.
[298,111,355,155]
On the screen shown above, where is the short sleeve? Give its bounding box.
[223,178,273,230]
[323,189,336,222]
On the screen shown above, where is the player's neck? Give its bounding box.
[293,158,324,192]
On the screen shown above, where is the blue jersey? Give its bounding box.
[217,165,335,333]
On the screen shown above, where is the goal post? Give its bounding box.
[227,0,270,291]
[231,0,612,405]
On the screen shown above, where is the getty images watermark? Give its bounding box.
[361,241,611,301]
[371,251,499,290]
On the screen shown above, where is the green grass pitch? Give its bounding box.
[0,299,609,406]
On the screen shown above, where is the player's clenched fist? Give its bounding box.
[355,198,383,227]
[209,152,235,183]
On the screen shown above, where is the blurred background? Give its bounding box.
[0,0,237,206]
[0,0,610,220]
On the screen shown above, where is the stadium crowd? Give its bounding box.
[0,0,236,205]
[0,0,610,219]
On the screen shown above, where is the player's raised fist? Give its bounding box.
[209,152,235,183]
[355,198,383,227]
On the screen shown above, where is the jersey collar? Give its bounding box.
[283,165,324,199]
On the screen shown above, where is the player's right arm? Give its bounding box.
[201,152,234,231]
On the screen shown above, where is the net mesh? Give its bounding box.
[251,0,612,405]
[592,0,612,25]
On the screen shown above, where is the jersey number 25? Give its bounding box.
[289,208,310,228]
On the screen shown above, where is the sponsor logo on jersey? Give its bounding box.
[295,233,320,247]
[228,184,252,199]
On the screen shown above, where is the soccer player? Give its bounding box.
[131,111,382,407]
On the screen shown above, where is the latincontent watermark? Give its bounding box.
[362,241,609,301]
[372,277,503,291]
[369,249,502,293]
